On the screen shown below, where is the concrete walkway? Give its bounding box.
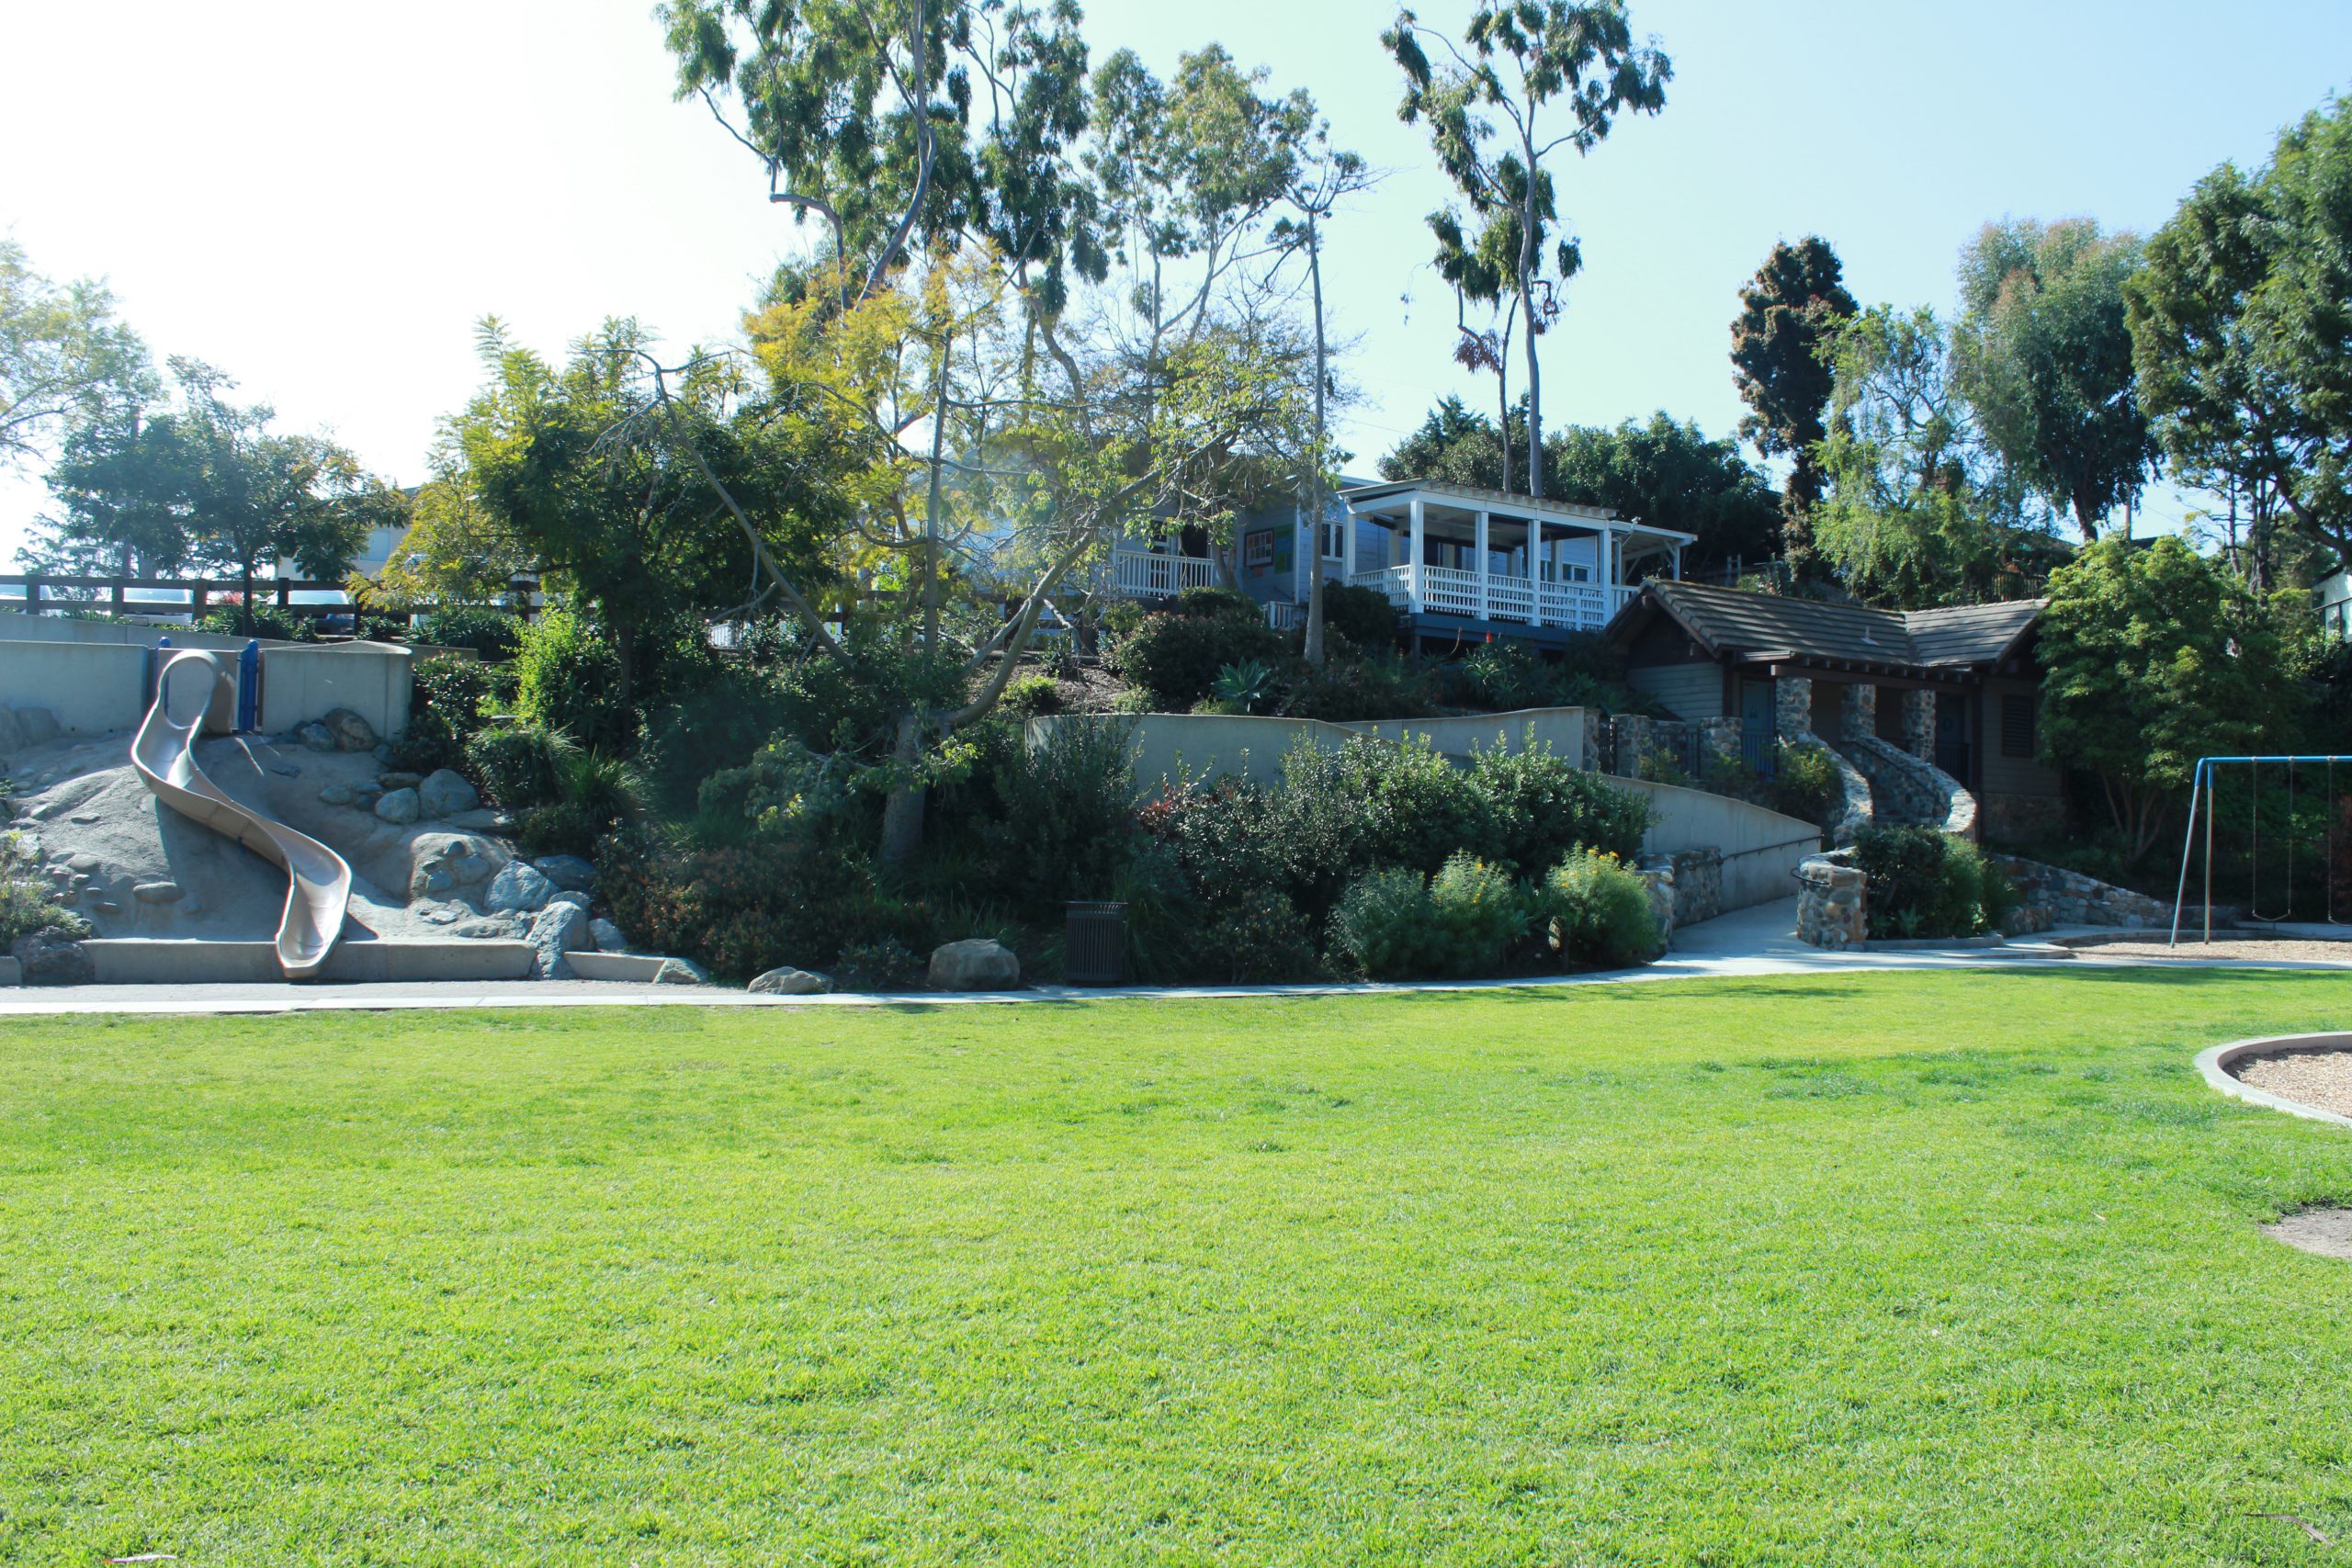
[1,897,2344,1018]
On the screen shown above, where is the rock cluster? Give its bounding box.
[1794,853,1868,950]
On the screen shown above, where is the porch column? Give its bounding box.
[1408,498,1426,614]
[1670,543,1682,581]
[1474,509,1490,619]
[1530,512,1546,623]
[1339,500,1355,587]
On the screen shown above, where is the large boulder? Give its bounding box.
[0,708,24,756]
[418,769,480,818]
[591,918,628,953]
[927,938,1020,991]
[296,721,337,753]
[373,787,421,825]
[653,957,711,986]
[12,707,59,748]
[525,901,594,979]
[11,928,94,987]
[323,707,378,752]
[406,833,500,902]
[451,915,526,940]
[749,966,832,996]
[534,854,597,893]
[484,861,555,914]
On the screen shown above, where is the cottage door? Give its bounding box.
[1738,680,1776,778]
[1933,693,1973,786]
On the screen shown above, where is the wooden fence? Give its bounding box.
[0,574,537,622]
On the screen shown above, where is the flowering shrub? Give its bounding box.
[1531,851,1659,969]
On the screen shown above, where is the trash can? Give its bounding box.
[1065,900,1126,987]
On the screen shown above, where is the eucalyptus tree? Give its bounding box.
[1954,218,2152,540]
[1426,179,1534,493]
[1385,0,1669,499]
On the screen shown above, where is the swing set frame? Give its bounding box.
[2168,754,2352,945]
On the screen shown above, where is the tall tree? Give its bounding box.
[1546,412,1779,581]
[1729,236,1855,520]
[1379,394,1516,491]
[0,238,152,478]
[2130,96,2352,570]
[37,359,377,630]
[1425,175,1539,493]
[1953,218,2152,539]
[1809,307,2057,609]
[2039,536,2297,865]
[1385,1,1669,499]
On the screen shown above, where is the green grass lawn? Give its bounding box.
[6,971,2352,1564]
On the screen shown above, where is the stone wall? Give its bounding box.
[1773,675,1872,844]
[1990,853,2170,934]
[1668,848,1724,927]
[1634,862,1678,958]
[1833,684,1979,840]
[1794,852,1867,949]
[1899,688,1935,760]
[1610,714,1695,781]
[1981,792,2066,845]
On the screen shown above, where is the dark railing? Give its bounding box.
[0,574,538,622]
[1740,728,1778,779]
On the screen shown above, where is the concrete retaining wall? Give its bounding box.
[0,610,269,652]
[0,641,149,735]
[257,644,413,740]
[1611,776,1824,912]
[0,635,412,741]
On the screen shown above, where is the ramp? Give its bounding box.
[130,650,354,978]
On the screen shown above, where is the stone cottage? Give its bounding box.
[1605,581,2064,843]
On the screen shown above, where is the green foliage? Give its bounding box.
[516,745,646,859]
[1379,396,1523,491]
[1283,655,1436,722]
[512,610,634,755]
[394,655,499,774]
[1470,739,1650,872]
[1850,828,2016,940]
[1731,235,1858,511]
[978,719,1140,911]
[414,605,523,660]
[1208,659,1278,715]
[1812,306,2059,608]
[463,725,560,812]
[1107,600,1284,709]
[1328,866,1446,980]
[0,843,90,948]
[1426,852,1528,973]
[2130,96,2352,569]
[1000,673,1064,717]
[193,604,319,643]
[1279,736,1498,918]
[1321,583,1401,649]
[0,235,153,477]
[1708,741,1841,830]
[1954,218,2153,537]
[831,938,927,992]
[1547,412,1781,581]
[2039,536,2299,861]
[1531,848,1659,968]
[37,357,383,615]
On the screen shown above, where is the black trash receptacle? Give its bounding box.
[1065,900,1126,987]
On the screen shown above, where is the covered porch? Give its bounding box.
[1338,480,1692,636]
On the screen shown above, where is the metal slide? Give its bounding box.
[130,649,353,978]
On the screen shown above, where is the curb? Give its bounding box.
[2196,1032,2352,1131]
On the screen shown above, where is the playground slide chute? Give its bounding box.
[130,649,353,978]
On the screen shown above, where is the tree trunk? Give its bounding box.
[1304,209,1330,671]
[1521,276,1544,500]
[876,710,927,874]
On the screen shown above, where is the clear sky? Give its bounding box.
[2,0,2346,559]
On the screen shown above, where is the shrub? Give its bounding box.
[393,654,498,773]
[1768,742,1841,827]
[1278,735,1498,920]
[1426,853,1528,976]
[196,604,319,642]
[1208,659,1278,715]
[1283,655,1437,721]
[833,937,927,991]
[515,745,645,858]
[464,724,560,811]
[1850,827,2016,939]
[1107,600,1283,709]
[514,610,634,753]
[1320,583,1401,649]
[414,604,522,660]
[1001,672,1064,717]
[1532,850,1659,968]
[0,845,89,948]
[1471,739,1651,873]
[1198,886,1322,985]
[1329,867,1445,980]
[1457,640,1554,711]
[979,717,1141,915]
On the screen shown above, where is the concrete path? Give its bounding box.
[2,897,2346,1018]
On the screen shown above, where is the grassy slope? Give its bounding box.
[5,971,2352,1565]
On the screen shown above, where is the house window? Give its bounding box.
[2000,694,2035,758]
[1320,515,1344,560]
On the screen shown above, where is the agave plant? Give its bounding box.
[1211,659,1279,715]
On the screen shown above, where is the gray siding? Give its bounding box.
[1980,674,2062,800]
[1627,660,1724,721]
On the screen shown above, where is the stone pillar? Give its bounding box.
[1611,714,1650,778]
[1794,854,1868,949]
[1900,689,1935,761]
[1840,682,1876,743]
[1773,676,1813,742]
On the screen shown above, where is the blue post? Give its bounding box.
[237,639,260,732]
[144,636,172,709]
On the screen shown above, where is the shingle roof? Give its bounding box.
[1627,581,2042,671]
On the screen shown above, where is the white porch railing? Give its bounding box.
[1264,600,1305,631]
[1348,565,1633,632]
[1108,549,1218,598]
